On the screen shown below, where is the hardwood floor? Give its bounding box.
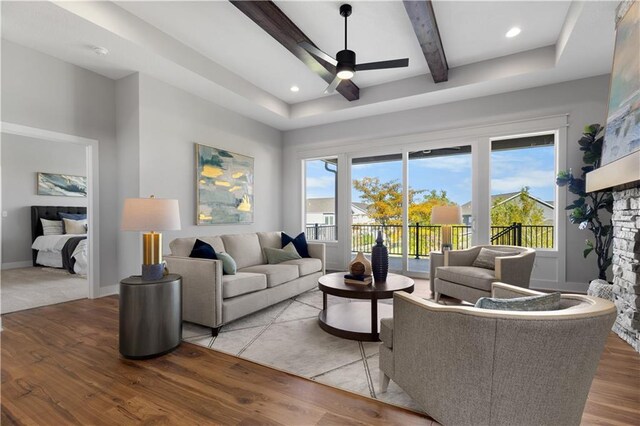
[1,295,638,425]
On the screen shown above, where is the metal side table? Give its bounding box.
[119,274,182,359]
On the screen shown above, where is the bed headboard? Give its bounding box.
[31,206,87,266]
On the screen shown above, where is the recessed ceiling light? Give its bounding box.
[290,85,300,92]
[505,27,521,38]
[91,45,109,56]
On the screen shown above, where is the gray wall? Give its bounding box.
[1,134,87,265]
[283,75,611,288]
[1,40,118,290]
[124,74,283,277]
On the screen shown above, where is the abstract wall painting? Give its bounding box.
[37,172,87,197]
[602,1,640,166]
[196,143,254,225]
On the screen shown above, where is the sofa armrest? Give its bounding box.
[165,255,223,328]
[495,250,536,288]
[429,251,444,293]
[491,282,542,299]
[444,246,481,266]
[307,242,326,274]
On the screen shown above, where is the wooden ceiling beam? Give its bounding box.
[403,0,449,83]
[230,0,359,101]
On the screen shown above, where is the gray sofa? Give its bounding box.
[432,245,536,304]
[379,283,616,426]
[165,232,325,335]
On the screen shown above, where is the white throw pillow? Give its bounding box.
[63,218,87,235]
[41,218,63,236]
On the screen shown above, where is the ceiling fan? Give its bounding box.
[299,4,409,94]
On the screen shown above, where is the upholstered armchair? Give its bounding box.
[379,283,616,426]
[432,245,535,303]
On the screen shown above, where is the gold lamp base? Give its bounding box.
[142,232,164,280]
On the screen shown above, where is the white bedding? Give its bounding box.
[32,235,88,275]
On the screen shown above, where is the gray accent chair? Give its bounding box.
[379,283,616,426]
[434,245,536,304]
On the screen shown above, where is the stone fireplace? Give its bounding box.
[611,186,640,352]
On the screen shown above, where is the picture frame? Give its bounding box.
[37,172,87,197]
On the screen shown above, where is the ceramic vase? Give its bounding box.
[371,231,388,282]
[349,251,372,277]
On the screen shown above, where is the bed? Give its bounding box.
[31,206,88,275]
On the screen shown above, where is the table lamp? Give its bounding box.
[121,196,181,280]
[431,205,462,251]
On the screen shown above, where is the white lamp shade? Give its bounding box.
[431,205,462,225]
[121,198,181,231]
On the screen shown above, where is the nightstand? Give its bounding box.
[119,274,182,359]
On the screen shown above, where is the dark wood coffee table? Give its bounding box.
[317,272,414,342]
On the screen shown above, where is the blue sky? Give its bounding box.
[306,145,555,205]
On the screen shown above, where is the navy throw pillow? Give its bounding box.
[281,232,310,258]
[189,239,218,260]
[58,212,87,220]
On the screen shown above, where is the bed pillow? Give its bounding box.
[216,252,237,275]
[264,242,302,264]
[281,232,310,258]
[58,212,87,221]
[63,218,87,235]
[475,292,562,311]
[189,239,218,260]
[41,218,63,236]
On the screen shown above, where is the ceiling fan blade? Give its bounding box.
[355,58,409,71]
[299,41,338,66]
[324,75,341,94]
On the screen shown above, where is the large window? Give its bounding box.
[305,158,338,241]
[490,134,556,249]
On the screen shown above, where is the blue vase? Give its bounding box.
[371,231,388,282]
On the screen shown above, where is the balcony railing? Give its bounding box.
[305,223,554,255]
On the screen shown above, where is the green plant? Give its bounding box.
[556,124,613,280]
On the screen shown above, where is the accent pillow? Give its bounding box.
[58,212,87,221]
[281,232,310,258]
[472,247,519,270]
[189,239,218,260]
[475,292,562,311]
[217,252,237,275]
[264,243,302,264]
[63,218,87,235]
[41,218,63,236]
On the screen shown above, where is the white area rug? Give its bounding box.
[183,288,425,414]
[1,267,87,314]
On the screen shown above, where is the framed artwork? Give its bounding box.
[37,172,87,197]
[602,0,640,166]
[195,143,254,225]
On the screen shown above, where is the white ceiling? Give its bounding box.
[1,1,618,131]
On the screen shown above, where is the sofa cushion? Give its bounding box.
[221,233,263,269]
[475,292,562,311]
[437,266,497,291]
[170,236,224,257]
[222,273,267,299]
[380,318,393,349]
[257,231,282,262]
[281,258,322,276]
[239,264,299,288]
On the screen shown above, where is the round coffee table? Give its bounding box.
[318,272,414,342]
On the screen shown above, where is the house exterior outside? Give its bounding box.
[306,197,372,225]
[460,192,555,225]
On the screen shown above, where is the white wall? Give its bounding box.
[115,74,283,277]
[283,75,611,290]
[1,40,118,291]
[1,134,87,266]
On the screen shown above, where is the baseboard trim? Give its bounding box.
[531,280,588,294]
[98,284,119,298]
[2,261,33,270]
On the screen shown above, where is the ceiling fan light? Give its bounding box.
[337,69,354,80]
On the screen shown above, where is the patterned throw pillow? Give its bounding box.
[475,292,561,311]
[41,218,63,236]
[264,242,302,264]
[472,247,519,270]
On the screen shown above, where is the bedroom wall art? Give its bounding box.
[602,0,639,166]
[37,172,87,197]
[195,143,254,225]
